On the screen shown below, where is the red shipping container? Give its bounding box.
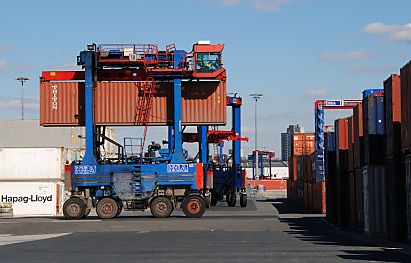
[384,74,401,157]
[353,103,364,169]
[288,156,298,181]
[335,118,349,150]
[348,116,354,172]
[291,133,315,156]
[40,81,226,126]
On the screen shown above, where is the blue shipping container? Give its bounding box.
[326,132,336,152]
[362,89,384,99]
[374,95,385,135]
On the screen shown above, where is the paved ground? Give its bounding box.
[0,190,410,263]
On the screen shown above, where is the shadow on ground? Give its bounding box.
[261,198,411,263]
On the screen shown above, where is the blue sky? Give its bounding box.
[1,0,411,157]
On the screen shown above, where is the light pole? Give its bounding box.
[250,93,263,179]
[16,77,29,120]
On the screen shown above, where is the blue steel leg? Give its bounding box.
[80,51,97,165]
[260,153,264,179]
[168,126,174,151]
[170,50,186,163]
[198,126,208,164]
[219,141,223,165]
[315,106,325,181]
[233,104,242,189]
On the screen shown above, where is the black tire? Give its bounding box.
[182,195,206,218]
[210,190,218,206]
[63,197,86,220]
[115,200,123,218]
[240,194,247,208]
[83,208,91,218]
[96,198,118,219]
[227,191,236,207]
[150,196,173,218]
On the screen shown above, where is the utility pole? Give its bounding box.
[250,93,263,179]
[16,77,29,120]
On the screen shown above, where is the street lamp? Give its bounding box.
[250,93,263,179]
[15,77,29,120]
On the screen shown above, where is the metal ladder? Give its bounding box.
[134,78,157,156]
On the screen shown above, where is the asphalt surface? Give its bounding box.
[0,191,410,263]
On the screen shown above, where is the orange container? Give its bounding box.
[40,80,226,126]
[335,118,349,150]
[291,133,315,156]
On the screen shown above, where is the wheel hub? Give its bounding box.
[156,202,167,213]
[188,200,200,214]
[68,204,80,215]
[102,203,113,214]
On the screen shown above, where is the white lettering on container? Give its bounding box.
[51,85,58,110]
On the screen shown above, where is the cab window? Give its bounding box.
[196,52,221,72]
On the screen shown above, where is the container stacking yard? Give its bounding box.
[287,59,411,243]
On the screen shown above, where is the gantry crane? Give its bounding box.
[41,41,226,219]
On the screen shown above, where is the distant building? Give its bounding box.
[281,124,303,162]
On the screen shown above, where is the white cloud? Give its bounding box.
[0,59,9,71]
[251,0,293,12]
[320,51,374,60]
[303,89,330,99]
[346,65,397,74]
[363,22,411,43]
[0,97,39,110]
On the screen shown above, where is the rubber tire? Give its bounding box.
[227,191,236,207]
[83,208,91,218]
[150,196,173,218]
[240,194,247,208]
[182,195,206,218]
[210,190,218,206]
[0,208,13,213]
[115,200,123,218]
[63,197,86,220]
[96,198,118,219]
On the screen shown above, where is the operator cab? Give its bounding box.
[193,40,225,78]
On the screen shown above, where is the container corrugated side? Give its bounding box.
[353,103,364,168]
[384,74,402,157]
[404,154,411,242]
[386,156,407,241]
[0,148,66,181]
[0,181,64,217]
[348,116,354,172]
[401,61,411,153]
[40,81,226,126]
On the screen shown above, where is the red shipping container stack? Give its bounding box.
[335,118,350,227]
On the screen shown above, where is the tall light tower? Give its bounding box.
[250,93,263,179]
[16,77,29,120]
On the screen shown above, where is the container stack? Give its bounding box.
[362,92,387,237]
[325,131,337,223]
[287,133,325,213]
[335,118,350,227]
[385,74,407,241]
[353,102,364,232]
[401,61,411,242]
